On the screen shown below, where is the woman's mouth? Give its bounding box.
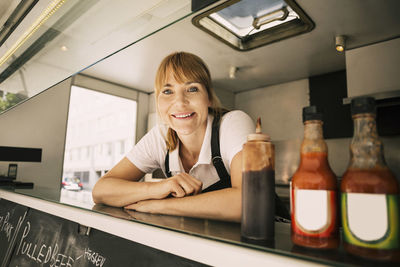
[171,112,195,119]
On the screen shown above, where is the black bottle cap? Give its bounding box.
[351,97,376,115]
[302,106,323,122]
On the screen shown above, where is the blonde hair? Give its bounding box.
[155,52,225,151]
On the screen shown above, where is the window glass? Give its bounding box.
[62,85,137,191]
[0,0,192,113]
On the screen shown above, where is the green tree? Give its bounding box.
[0,92,27,112]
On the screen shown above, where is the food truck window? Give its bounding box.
[62,85,137,192]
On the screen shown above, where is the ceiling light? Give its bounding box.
[0,0,39,47]
[0,0,67,68]
[60,45,68,51]
[229,66,237,79]
[335,35,346,52]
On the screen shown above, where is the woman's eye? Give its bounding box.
[188,86,199,92]
[162,89,173,95]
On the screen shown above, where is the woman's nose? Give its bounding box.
[174,91,189,105]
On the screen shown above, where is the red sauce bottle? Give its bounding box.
[291,106,339,249]
[341,97,400,261]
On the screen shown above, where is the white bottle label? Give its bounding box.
[295,189,328,231]
[346,193,388,241]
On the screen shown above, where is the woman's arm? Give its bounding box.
[92,157,203,207]
[124,151,244,222]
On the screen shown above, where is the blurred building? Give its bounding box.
[62,85,137,190]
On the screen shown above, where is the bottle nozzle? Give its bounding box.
[256,117,262,134]
[248,117,271,141]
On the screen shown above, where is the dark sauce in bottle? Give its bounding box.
[242,168,275,241]
[241,118,275,244]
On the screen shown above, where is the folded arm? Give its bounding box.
[92,157,202,207]
[124,151,243,222]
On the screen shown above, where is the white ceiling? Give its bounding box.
[81,0,400,94]
[1,0,400,96]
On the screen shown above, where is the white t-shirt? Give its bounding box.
[126,110,255,190]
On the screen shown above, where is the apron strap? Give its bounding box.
[164,112,231,193]
[163,112,290,219]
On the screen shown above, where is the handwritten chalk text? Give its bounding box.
[0,212,14,242]
[16,222,76,267]
[84,248,106,267]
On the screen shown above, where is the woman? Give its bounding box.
[92,52,255,222]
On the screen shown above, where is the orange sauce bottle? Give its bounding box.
[341,97,400,261]
[291,106,339,249]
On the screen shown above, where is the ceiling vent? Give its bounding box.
[192,0,314,51]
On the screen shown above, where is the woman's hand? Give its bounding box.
[155,173,202,199]
[124,199,163,213]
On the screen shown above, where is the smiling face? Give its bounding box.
[157,73,210,137]
[154,52,222,150]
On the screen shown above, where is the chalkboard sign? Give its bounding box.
[0,199,28,267]
[7,207,206,267]
[9,208,88,267]
[87,228,207,267]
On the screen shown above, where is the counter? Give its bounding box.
[0,188,398,266]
